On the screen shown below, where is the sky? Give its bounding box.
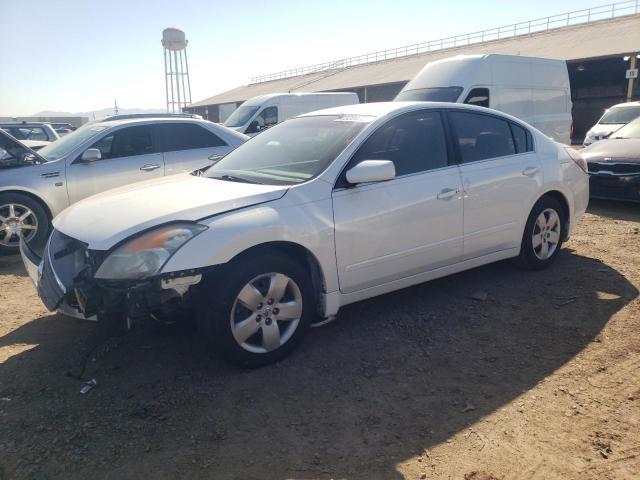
[0,0,603,116]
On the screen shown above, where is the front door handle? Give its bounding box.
[522,166,539,177]
[140,164,161,172]
[437,188,458,200]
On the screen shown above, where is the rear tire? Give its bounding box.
[196,252,314,368]
[0,193,50,255]
[516,195,565,270]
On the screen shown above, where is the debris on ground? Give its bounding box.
[471,290,488,301]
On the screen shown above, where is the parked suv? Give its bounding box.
[0,122,60,143]
[21,102,589,367]
[0,116,248,253]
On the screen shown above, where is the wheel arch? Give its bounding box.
[0,188,53,220]
[538,189,571,240]
[224,241,328,317]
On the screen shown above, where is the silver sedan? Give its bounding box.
[0,116,248,253]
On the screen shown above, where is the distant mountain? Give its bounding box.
[32,107,166,120]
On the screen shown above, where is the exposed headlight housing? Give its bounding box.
[94,222,207,280]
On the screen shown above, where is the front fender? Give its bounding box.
[0,185,64,219]
[161,199,340,293]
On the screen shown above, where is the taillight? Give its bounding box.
[564,147,588,173]
[570,121,574,141]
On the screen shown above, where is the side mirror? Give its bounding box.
[81,148,101,163]
[345,160,395,185]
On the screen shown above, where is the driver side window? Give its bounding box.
[246,107,279,134]
[90,126,154,160]
[464,88,490,108]
[349,110,449,177]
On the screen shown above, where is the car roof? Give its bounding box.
[609,101,640,109]
[0,122,51,126]
[95,116,213,128]
[298,101,517,120]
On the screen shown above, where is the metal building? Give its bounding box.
[185,1,640,143]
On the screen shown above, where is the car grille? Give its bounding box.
[588,160,640,176]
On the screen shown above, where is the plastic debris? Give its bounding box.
[80,379,97,395]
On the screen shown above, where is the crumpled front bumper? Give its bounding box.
[19,238,97,321]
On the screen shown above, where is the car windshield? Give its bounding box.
[395,87,464,102]
[206,115,373,185]
[611,117,640,139]
[599,106,640,125]
[224,106,260,128]
[38,125,107,161]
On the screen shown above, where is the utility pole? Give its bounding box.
[626,53,638,102]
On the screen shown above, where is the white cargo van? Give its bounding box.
[395,54,572,144]
[223,92,359,136]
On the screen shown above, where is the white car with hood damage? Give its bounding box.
[21,102,589,367]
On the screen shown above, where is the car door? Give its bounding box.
[332,110,463,294]
[66,124,164,204]
[447,109,541,259]
[157,122,232,175]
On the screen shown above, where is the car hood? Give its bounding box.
[586,124,624,138]
[53,173,289,250]
[582,138,640,162]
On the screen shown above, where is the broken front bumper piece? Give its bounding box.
[20,233,203,322]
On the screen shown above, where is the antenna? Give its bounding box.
[162,28,192,113]
[114,99,119,116]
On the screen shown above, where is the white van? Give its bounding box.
[583,101,640,146]
[395,54,572,144]
[223,92,359,135]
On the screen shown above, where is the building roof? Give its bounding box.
[190,15,640,108]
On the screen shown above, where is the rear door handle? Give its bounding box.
[140,164,161,172]
[522,166,539,177]
[437,188,458,200]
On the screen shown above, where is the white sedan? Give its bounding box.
[21,102,589,367]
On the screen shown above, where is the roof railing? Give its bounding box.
[250,0,640,84]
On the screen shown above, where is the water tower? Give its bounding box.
[162,28,192,113]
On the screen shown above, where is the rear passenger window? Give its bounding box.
[159,123,227,152]
[449,111,516,162]
[351,110,448,176]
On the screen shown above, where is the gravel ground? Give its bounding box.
[0,199,639,480]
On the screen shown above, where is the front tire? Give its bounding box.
[0,193,50,255]
[516,195,565,270]
[196,252,314,368]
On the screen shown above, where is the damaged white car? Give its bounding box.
[21,102,589,367]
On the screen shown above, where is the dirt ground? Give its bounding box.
[0,199,639,480]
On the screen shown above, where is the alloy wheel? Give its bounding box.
[532,208,561,260]
[230,272,303,354]
[0,203,38,247]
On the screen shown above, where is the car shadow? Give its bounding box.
[0,249,637,479]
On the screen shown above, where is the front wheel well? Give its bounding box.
[224,241,327,316]
[0,190,53,220]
